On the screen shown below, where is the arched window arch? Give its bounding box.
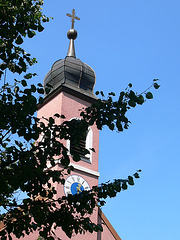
[66,117,93,164]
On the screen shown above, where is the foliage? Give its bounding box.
[0,0,50,77]
[0,1,160,240]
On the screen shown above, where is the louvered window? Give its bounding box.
[70,132,87,156]
[67,118,93,163]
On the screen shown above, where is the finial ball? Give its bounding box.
[67,29,77,40]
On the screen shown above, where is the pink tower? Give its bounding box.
[36,9,121,240]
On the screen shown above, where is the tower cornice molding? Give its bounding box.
[37,85,97,110]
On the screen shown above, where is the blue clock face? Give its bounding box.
[71,182,84,195]
[64,175,90,196]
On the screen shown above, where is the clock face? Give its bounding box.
[64,175,90,196]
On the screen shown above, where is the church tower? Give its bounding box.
[36,9,121,240]
[37,9,100,239]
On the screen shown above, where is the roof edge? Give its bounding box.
[98,208,122,240]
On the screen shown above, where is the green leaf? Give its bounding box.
[37,88,44,94]
[128,100,136,107]
[54,113,60,118]
[89,148,95,152]
[136,95,144,105]
[128,176,134,185]
[28,30,36,38]
[24,73,33,79]
[116,121,123,131]
[38,97,44,104]
[49,117,54,124]
[122,182,128,190]
[38,25,44,32]
[21,80,27,87]
[31,84,36,92]
[153,83,160,89]
[134,173,140,178]
[45,87,51,94]
[15,35,23,45]
[72,152,81,162]
[128,83,132,87]
[146,92,153,99]
[100,91,104,97]
[7,88,11,93]
[95,91,99,95]
[109,92,115,96]
[60,157,69,166]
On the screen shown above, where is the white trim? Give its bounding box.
[46,161,100,177]
[85,127,93,162]
[70,163,100,177]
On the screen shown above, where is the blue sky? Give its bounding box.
[22,0,180,239]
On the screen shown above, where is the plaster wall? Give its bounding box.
[37,91,99,173]
[17,90,100,240]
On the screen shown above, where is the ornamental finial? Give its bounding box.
[66,9,80,58]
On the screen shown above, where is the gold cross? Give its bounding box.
[66,9,80,29]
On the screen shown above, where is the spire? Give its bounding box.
[66,9,80,58]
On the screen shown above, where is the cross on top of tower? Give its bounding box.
[66,9,80,29]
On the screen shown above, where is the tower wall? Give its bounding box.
[35,90,100,240]
[37,91,99,173]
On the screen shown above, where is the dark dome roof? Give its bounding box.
[43,56,96,98]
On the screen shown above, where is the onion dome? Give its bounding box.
[43,9,96,100]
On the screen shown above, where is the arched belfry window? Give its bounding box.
[67,118,93,163]
[70,129,87,156]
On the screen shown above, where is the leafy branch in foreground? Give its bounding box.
[0,0,50,77]
[0,168,141,240]
[81,80,160,132]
